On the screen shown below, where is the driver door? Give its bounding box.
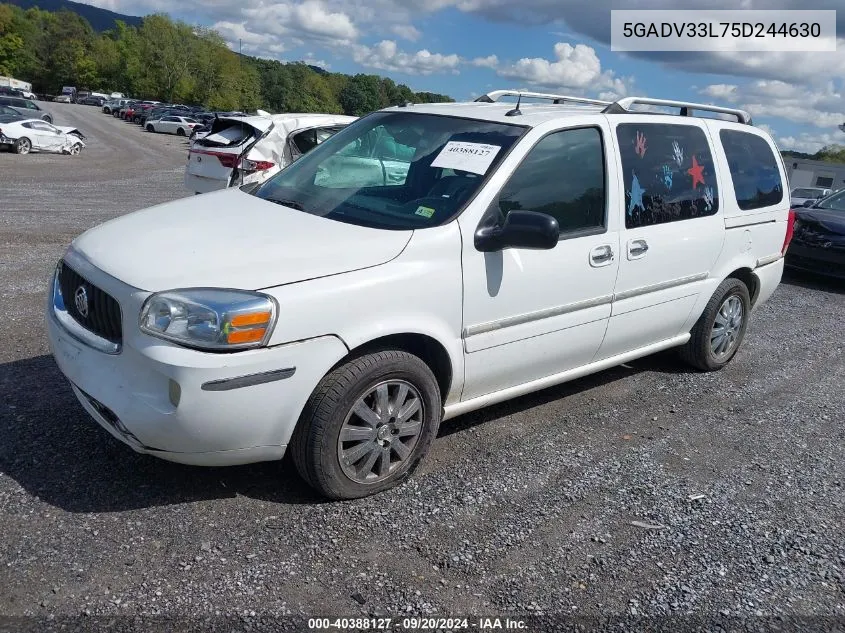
[459,122,622,401]
[26,121,62,150]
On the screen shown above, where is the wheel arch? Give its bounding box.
[726,266,760,305]
[331,332,456,405]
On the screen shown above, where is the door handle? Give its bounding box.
[628,239,649,259]
[590,245,614,267]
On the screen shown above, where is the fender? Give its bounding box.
[264,223,466,404]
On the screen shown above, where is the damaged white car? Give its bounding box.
[184,113,356,194]
[0,119,86,155]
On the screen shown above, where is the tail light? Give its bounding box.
[240,158,275,172]
[782,209,796,255]
[190,149,239,169]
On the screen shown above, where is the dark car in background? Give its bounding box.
[103,99,132,115]
[0,104,26,124]
[0,87,26,98]
[116,100,139,118]
[0,96,52,123]
[786,189,845,279]
[79,95,106,107]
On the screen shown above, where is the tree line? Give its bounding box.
[782,145,845,164]
[0,3,453,114]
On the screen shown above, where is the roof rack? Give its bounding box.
[474,90,612,107]
[602,97,752,125]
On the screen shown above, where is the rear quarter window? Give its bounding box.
[617,123,719,229]
[719,130,784,210]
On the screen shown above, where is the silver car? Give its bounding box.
[790,186,831,208]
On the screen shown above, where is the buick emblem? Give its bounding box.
[74,286,89,318]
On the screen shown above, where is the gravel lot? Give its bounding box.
[1,104,844,632]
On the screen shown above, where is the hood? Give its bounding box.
[793,208,845,249]
[71,188,413,291]
[56,126,84,138]
[795,208,845,235]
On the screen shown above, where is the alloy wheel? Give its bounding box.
[337,380,424,484]
[711,295,744,358]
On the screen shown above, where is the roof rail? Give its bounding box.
[602,97,752,125]
[475,90,612,107]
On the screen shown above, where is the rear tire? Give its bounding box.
[290,350,442,500]
[176,127,186,137]
[680,278,751,372]
[14,137,31,155]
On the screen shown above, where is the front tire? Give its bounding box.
[680,278,751,372]
[68,143,82,156]
[290,350,442,500]
[146,124,155,133]
[14,137,31,155]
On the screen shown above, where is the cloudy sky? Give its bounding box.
[82,0,844,153]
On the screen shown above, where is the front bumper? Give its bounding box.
[785,244,845,279]
[46,259,348,466]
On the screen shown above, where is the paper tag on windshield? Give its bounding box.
[430,142,501,175]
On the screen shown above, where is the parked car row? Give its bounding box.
[102,99,243,137]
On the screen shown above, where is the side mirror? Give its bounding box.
[475,209,560,252]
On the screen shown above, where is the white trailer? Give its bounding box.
[0,76,36,99]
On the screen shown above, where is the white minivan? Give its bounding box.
[47,91,793,499]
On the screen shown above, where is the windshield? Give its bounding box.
[252,111,526,230]
[815,189,845,212]
[792,188,825,198]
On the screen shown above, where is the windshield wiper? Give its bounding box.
[266,198,307,212]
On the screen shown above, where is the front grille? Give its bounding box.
[58,261,123,343]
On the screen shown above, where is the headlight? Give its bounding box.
[139,289,277,351]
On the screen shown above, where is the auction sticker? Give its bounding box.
[431,141,501,175]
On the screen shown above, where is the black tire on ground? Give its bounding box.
[14,137,31,155]
[146,124,155,133]
[290,350,442,500]
[43,115,52,124]
[176,127,186,136]
[680,277,751,372]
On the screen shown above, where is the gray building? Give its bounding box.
[785,158,845,192]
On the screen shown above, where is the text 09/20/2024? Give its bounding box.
[308,617,528,630]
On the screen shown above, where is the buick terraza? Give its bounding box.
[47,91,793,499]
